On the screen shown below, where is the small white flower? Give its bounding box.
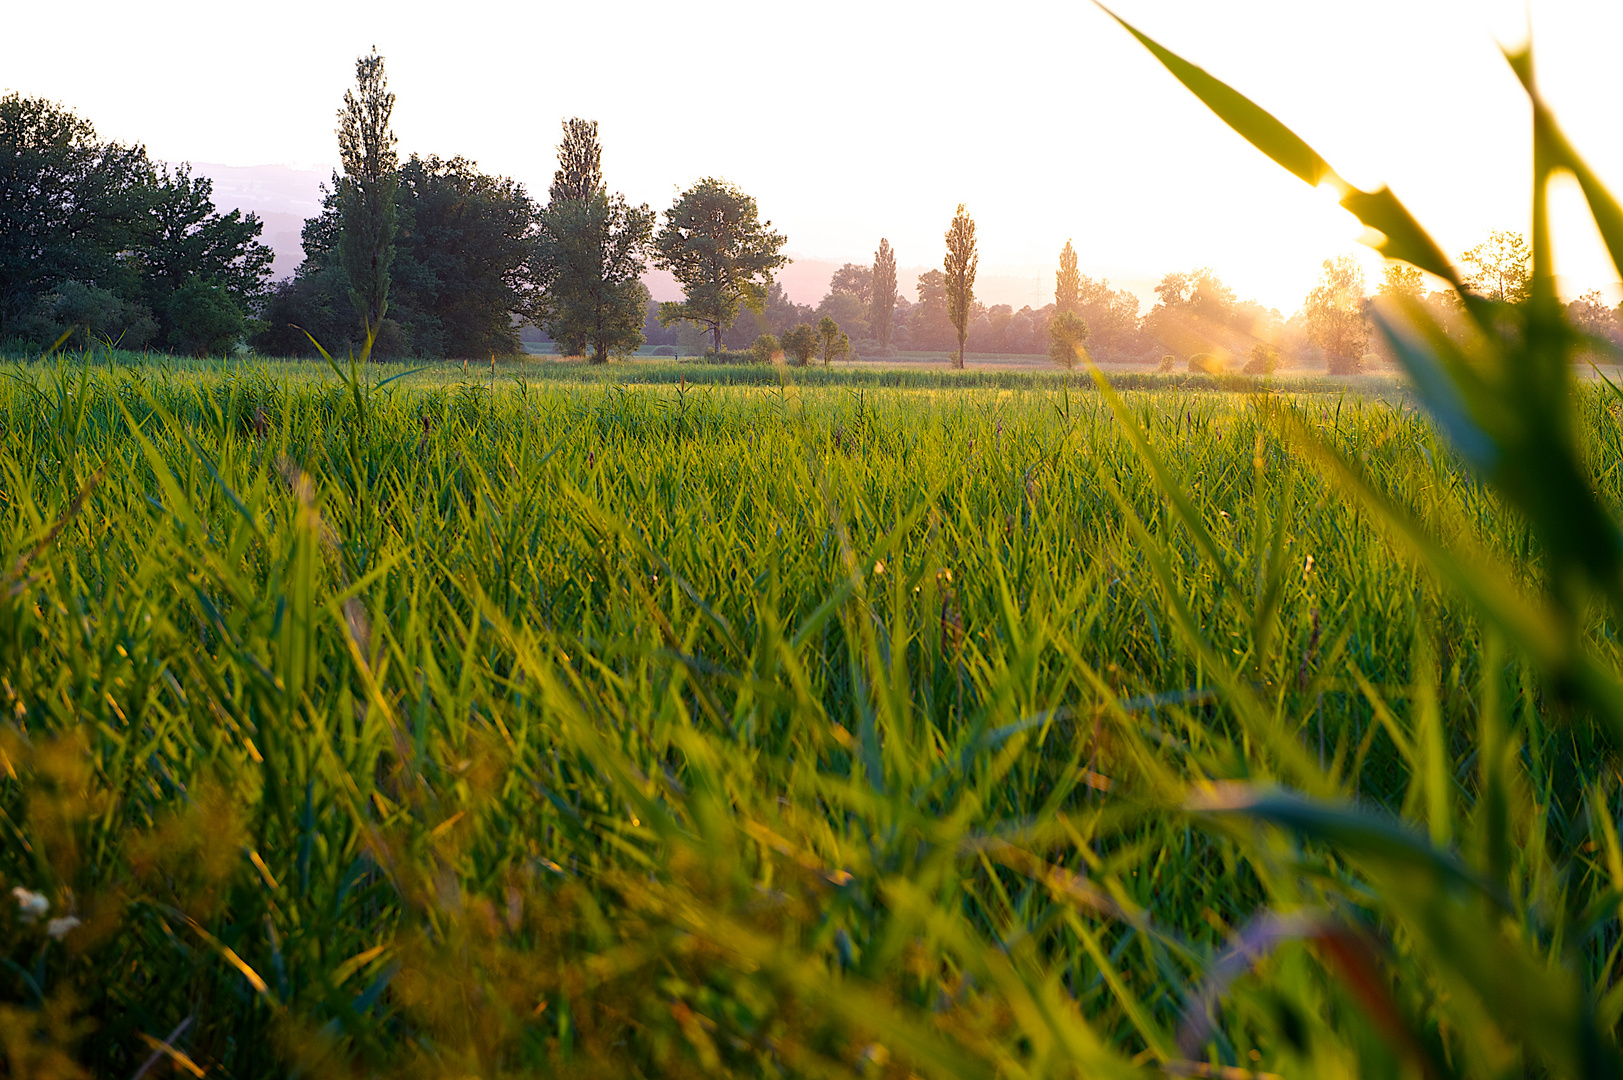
[46,916,80,940]
[12,887,49,924]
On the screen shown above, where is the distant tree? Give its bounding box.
[135,165,274,349]
[870,238,897,349]
[533,122,653,364]
[336,48,399,344]
[1055,239,1081,314]
[828,263,873,305]
[549,118,602,204]
[1073,276,1144,359]
[782,322,818,366]
[0,93,271,351]
[257,155,538,359]
[1462,230,1531,304]
[1242,342,1281,375]
[1303,255,1369,374]
[1568,290,1622,352]
[816,316,851,366]
[912,269,954,350]
[654,178,786,355]
[815,291,868,340]
[1047,309,1089,369]
[943,204,977,368]
[1377,263,1425,303]
[165,277,247,356]
[749,333,781,364]
[1145,267,1239,357]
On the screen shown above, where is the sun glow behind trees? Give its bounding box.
[10,1,1623,312]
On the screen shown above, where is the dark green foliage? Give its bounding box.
[532,122,653,365]
[750,333,780,364]
[163,277,247,355]
[548,117,602,204]
[336,48,399,340]
[258,156,537,359]
[0,94,271,352]
[654,178,787,355]
[1047,308,1088,369]
[781,322,818,365]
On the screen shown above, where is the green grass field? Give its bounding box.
[3,352,1620,1077]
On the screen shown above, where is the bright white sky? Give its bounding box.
[9,0,1623,313]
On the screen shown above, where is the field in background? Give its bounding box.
[2,355,1621,1075]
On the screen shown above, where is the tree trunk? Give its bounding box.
[712,323,722,355]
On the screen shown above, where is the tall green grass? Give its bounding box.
[1,352,1620,1076]
[8,17,1623,1078]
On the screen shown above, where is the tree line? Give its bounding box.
[6,52,1620,369]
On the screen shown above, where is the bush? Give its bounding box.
[1157,354,1176,373]
[651,345,677,357]
[1187,352,1224,374]
[782,324,818,366]
[1242,343,1281,375]
[855,339,895,359]
[750,334,781,365]
[15,282,157,351]
[164,278,248,356]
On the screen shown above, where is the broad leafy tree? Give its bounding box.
[827,263,872,305]
[1462,230,1531,304]
[337,48,399,343]
[257,155,538,358]
[1378,262,1425,302]
[1303,255,1369,374]
[654,178,786,355]
[943,204,977,368]
[871,238,897,348]
[535,192,654,362]
[0,93,270,351]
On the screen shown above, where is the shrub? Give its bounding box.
[750,334,781,365]
[781,323,818,366]
[15,282,158,351]
[1187,352,1224,374]
[652,345,677,356]
[1157,354,1176,373]
[1242,343,1281,375]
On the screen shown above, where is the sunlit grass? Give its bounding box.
[1,353,1618,1075]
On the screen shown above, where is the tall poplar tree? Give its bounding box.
[337,48,398,346]
[870,238,897,349]
[1055,239,1081,314]
[943,204,977,369]
[550,118,602,204]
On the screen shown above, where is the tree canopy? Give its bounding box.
[0,93,272,352]
[653,178,786,355]
[533,120,654,363]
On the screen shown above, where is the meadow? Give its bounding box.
[2,349,1620,1078]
